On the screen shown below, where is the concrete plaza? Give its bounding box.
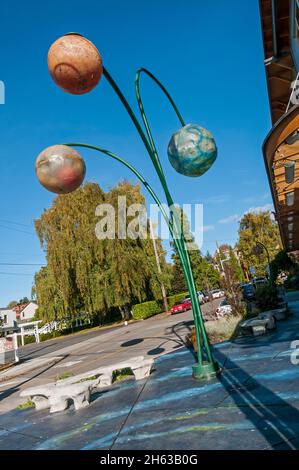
[0,292,299,450]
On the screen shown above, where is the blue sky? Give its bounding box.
[0,0,273,305]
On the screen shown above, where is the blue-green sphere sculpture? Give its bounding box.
[167,124,217,177]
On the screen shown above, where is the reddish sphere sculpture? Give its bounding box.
[35,145,86,194]
[48,33,103,94]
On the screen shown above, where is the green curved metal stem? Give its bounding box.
[135,67,185,158]
[102,66,217,375]
[135,68,189,250]
[103,67,173,207]
[64,142,169,222]
[64,142,197,314]
[134,68,215,368]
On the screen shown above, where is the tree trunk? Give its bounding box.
[119,304,132,321]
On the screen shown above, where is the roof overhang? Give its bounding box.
[259,0,295,123]
[263,104,299,251]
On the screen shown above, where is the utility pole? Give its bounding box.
[149,219,169,314]
[216,241,229,277]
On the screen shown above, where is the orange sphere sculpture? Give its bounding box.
[48,33,103,94]
[35,145,86,194]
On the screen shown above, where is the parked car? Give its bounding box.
[252,277,268,288]
[216,299,232,318]
[211,289,225,299]
[240,283,255,301]
[202,290,211,302]
[197,291,206,304]
[170,298,192,314]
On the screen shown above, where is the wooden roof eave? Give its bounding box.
[262,105,299,250]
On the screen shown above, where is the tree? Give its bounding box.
[33,181,169,323]
[270,250,295,283]
[215,245,244,284]
[220,247,244,315]
[7,298,30,309]
[18,297,30,304]
[237,211,281,278]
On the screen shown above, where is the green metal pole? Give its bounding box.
[99,67,218,379]
[64,143,202,365]
[256,241,272,284]
[135,68,218,377]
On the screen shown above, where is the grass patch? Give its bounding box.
[205,316,242,343]
[112,367,134,383]
[76,375,98,383]
[17,399,35,410]
[56,371,74,381]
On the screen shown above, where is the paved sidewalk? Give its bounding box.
[0,292,299,450]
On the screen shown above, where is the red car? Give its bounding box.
[171,298,192,314]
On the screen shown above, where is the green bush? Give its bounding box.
[17,335,35,347]
[131,300,163,320]
[132,292,188,320]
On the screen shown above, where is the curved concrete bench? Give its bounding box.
[240,312,276,336]
[263,308,288,321]
[20,355,153,413]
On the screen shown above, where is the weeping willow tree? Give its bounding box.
[34,181,169,323]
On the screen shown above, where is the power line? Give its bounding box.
[0,263,45,266]
[0,224,34,236]
[0,219,33,228]
[0,272,35,276]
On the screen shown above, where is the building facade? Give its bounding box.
[260,0,299,252]
[14,302,38,322]
[0,308,17,336]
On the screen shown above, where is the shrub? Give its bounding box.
[186,316,242,348]
[131,300,163,320]
[17,335,35,347]
[255,284,278,311]
[131,292,188,320]
[204,316,241,343]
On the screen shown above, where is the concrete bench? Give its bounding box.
[263,307,288,321]
[240,311,277,336]
[20,356,153,413]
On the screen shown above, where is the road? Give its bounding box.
[0,299,221,412]
[18,298,220,361]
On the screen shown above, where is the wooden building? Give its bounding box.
[260,0,299,251]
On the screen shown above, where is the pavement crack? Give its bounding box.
[109,375,151,450]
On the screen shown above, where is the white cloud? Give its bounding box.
[200,225,215,232]
[204,195,230,204]
[245,203,274,214]
[217,203,275,226]
[218,214,239,224]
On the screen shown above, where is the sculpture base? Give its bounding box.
[192,361,220,381]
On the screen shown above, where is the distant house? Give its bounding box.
[0,308,17,336]
[14,302,38,322]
